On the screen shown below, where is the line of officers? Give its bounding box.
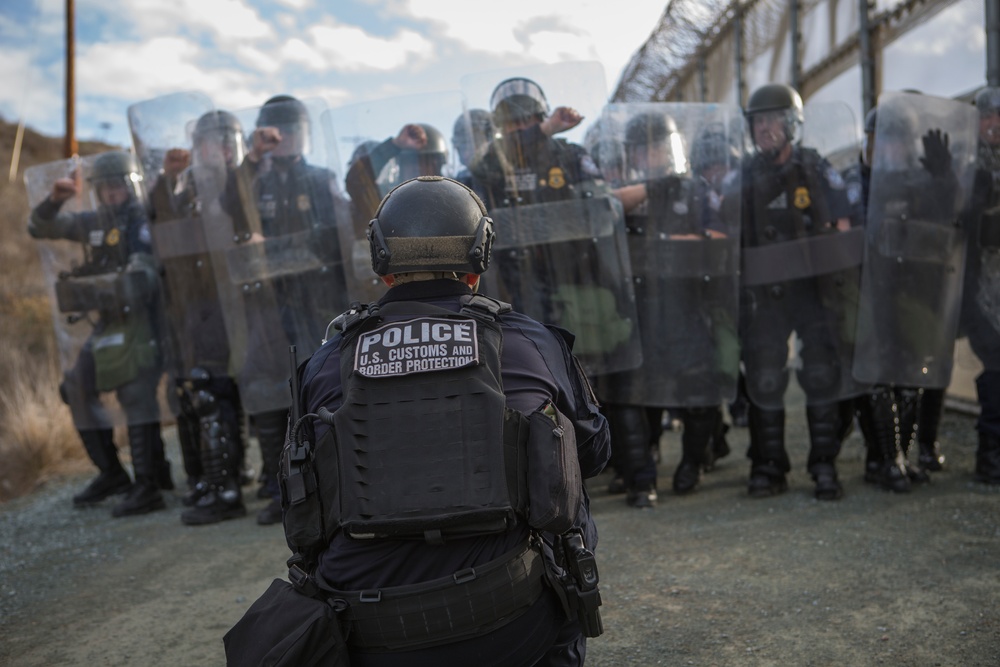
[23,75,1000,526]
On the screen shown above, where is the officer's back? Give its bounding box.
[286,176,610,665]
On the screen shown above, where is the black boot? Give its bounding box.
[608,405,657,508]
[975,432,1000,484]
[916,388,945,472]
[747,405,789,498]
[705,413,731,470]
[175,409,204,496]
[861,387,910,493]
[673,408,719,494]
[181,432,246,525]
[856,394,881,483]
[897,388,929,484]
[254,410,289,524]
[112,423,167,517]
[72,429,132,506]
[807,402,844,501]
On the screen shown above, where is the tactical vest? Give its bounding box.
[281,294,582,565]
[747,148,834,246]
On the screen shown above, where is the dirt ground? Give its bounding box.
[1,400,998,667]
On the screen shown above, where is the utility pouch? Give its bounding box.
[92,313,158,392]
[224,578,350,667]
[525,402,582,534]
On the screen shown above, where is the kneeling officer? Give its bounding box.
[277,176,610,665]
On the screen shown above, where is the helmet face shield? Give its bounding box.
[490,78,549,126]
[192,111,245,170]
[256,97,311,157]
[623,113,687,179]
[87,152,144,209]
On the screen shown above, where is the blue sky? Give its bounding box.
[0,0,669,149]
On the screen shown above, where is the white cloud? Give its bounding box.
[306,22,435,72]
[90,0,273,44]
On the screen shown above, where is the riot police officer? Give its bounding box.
[270,176,609,665]
[28,151,168,516]
[724,84,857,501]
[451,108,495,193]
[345,122,449,234]
[220,94,349,525]
[144,109,250,524]
[470,77,603,209]
[962,86,1000,485]
[853,92,974,491]
[595,110,740,506]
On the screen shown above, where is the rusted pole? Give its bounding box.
[65,0,77,158]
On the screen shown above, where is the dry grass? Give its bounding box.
[0,115,119,503]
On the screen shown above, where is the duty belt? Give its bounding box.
[316,542,546,652]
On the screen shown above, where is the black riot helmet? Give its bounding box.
[256,95,311,155]
[870,102,918,170]
[745,83,804,150]
[452,109,495,167]
[690,123,739,175]
[192,109,245,168]
[368,176,494,276]
[490,77,550,127]
[87,151,144,207]
[976,87,1000,117]
[396,123,449,179]
[624,112,685,177]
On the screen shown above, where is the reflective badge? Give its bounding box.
[825,165,845,189]
[89,230,105,247]
[793,187,811,210]
[767,192,787,210]
[297,194,311,212]
[138,223,151,246]
[673,201,689,215]
[355,317,480,378]
[105,227,121,246]
[548,167,566,189]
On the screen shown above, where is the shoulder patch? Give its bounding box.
[825,165,845,190]
[354,317,479,378]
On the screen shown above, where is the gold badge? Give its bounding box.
[297,194,311,212]
[105,227,121,246]
[793,187,811,209]
[548,167,566,189]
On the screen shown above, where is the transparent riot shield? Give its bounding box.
[127,92,235,393]
[459,61,640,376]
[323,91,466,304]
[590,102,743,407]
[853,91,979,388]
[735,101,867,410]
[199,96,351,415]
[24,154,165,430]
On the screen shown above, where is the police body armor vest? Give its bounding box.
[748,148,833,247]
[282,294,582,563]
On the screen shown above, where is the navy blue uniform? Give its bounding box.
[299,278,610,665]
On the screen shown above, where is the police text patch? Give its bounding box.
[354,317,479,378]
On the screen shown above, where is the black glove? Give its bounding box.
[919,128,952,178]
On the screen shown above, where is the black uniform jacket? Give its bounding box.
[299,279,610,590]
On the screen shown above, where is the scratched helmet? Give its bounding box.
[368,176,494,276]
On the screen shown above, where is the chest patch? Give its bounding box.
[355,317,479,378]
